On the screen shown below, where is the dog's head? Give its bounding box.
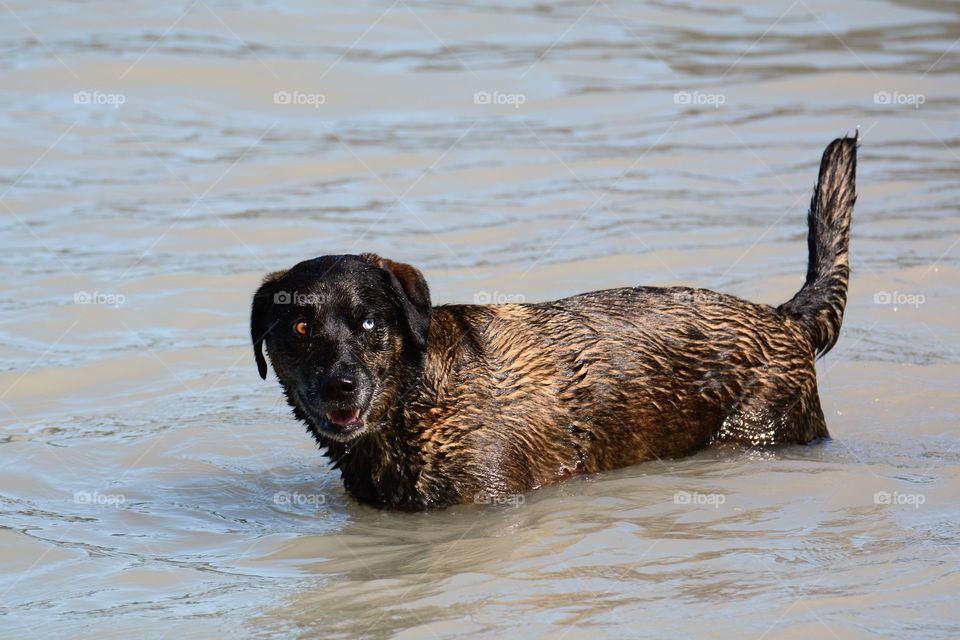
[251,253,431,442]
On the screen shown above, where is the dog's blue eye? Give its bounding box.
[362,318,375,331]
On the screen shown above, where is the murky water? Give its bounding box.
[1,0,958,637]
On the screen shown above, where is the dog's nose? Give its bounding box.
[335,376,356,393]
[321,375,357,398]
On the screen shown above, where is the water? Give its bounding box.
[1,1,958,638]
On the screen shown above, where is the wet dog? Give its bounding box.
[251,135,857,510]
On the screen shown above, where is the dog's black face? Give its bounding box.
[251,254,431,442]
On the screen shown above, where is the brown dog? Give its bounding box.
[251,135,857,510]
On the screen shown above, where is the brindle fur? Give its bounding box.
[251,135,858,510]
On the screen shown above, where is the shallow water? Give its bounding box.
[1,0,958,638]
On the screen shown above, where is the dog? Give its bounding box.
[251,135,857,510]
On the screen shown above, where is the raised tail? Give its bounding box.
[779,133,858,357]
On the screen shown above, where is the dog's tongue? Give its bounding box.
[326,409,361,428]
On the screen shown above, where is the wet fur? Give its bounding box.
[252,135,858,510]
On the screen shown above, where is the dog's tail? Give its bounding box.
[779,133,858,358]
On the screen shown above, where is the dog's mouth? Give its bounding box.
[291,386,375,442]
[325,408,363,431]
[311,405,368,441]
[299,395,371,441]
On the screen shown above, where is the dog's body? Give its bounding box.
[252,136,857,510]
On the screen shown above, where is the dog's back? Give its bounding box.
[413,283,826,498]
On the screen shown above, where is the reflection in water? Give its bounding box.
[0,0,958,637]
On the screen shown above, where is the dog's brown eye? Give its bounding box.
[292,321,309,336]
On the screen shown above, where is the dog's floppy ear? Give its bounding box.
[360,253,432,350]
[251,270,287,380]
